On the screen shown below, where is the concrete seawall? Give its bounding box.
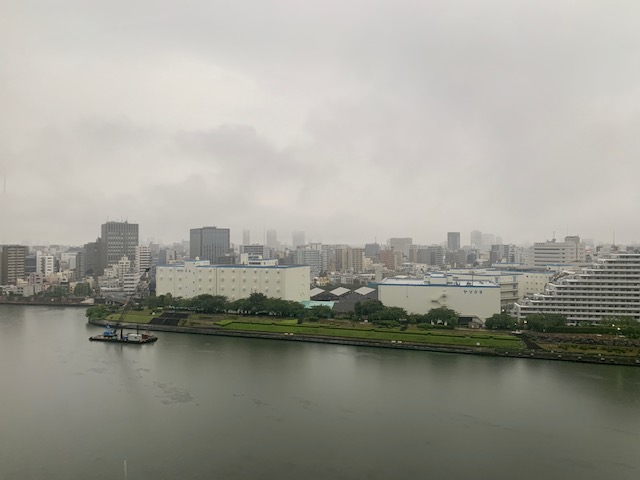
[86,318,640,367]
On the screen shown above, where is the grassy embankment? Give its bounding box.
[108,308,524,350]
[537,343,640,357]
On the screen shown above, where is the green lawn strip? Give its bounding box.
[219,322,523,349]
[106,309,153,323]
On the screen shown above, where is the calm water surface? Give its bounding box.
[1,306,639,479]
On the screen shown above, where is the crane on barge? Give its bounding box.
[90,268,157,343]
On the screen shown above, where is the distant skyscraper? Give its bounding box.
[101,221,139,270]
[242,230,251,246]
[292,231,305,248]
[388,238,413,259]
[266,230,278,249]
[481,233,495,247]
[470,230,482,248]
[190,226,230,264]
[0,244,28,285]
[447,232,461,251]
[364,243,380,259]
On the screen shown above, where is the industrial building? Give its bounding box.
[156,260,310,302]
[378,273,500,321]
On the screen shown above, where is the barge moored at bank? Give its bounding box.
[89,324,157,344]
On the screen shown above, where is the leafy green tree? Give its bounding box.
[41,285,69,298]
[306,305,333,319]
[85,305,114,320]
[601,316,637,327]
[525,313,567,331]
[73,283,92,296]
[190,294,228,313]
[424,306,459,327]
[354,300,385,318]
[144,294,167,309]
[369,306,408,323]
[485,313,518,330]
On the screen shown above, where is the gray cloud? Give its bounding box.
[2,1,640,246]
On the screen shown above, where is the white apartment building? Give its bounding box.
[518,270,557,298]
[515,252,640,323]
[36,252,55,275]
[156,260,310,302]
[378,273,500,321]
[135,245,151,274]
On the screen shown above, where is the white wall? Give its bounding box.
[156,262,310,302]
[378,283,500,320]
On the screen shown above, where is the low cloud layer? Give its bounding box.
[2,1,640,246]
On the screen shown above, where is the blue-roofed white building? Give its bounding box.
[156,260,310,302]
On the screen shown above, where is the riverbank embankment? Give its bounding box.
[0,299,91,307]
[87,318,640,367]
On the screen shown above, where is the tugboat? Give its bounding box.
[89,267,158,344]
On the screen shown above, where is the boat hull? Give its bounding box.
[89,335,158,344]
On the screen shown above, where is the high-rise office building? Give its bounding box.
[242,230,251,246]
[190,226,230,264]
[101,221,139,270]
[0,245,28,285]
[83,238,104,276]
[447,232,461,251]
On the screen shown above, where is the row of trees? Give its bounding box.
[114,292,640,333]
[144,293,333,320]
[354,300,459,326]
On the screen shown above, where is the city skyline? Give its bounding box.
[3,1,640,246]
[0,224,628,250]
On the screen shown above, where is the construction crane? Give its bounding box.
[114,267,151,339]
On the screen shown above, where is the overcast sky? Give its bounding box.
[2,1,640,247]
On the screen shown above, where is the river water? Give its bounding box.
[1,305,639,479]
